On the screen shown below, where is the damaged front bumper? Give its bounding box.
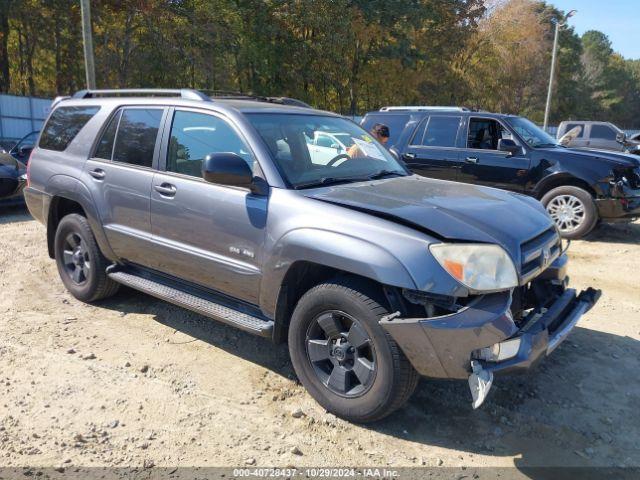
[380,273,601,408]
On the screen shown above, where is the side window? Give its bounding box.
[591,125,616,140]
[564,123,584,138]
[167,110,254,178]
[94,110,121,160]
[420,116,461,148]
[112,108,163,168]
[467,118,507,150]
[39,106,100,151]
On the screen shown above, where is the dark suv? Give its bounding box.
[362,107,640,239]
[25,90,599,422]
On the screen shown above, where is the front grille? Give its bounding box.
[520,227,561,284]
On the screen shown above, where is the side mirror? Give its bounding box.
[498,138,522,156]
[202,152,264,194]
[330,143,340,150]
[616,132,626,144]
[18,145,33,157]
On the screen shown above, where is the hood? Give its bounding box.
[302,175,554,259]
[538,146,640,169]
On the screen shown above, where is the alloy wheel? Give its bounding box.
[61,232,91,285]
[546,194,586,234]
[305,310,376,398]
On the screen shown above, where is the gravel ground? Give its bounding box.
[0,204,639,474]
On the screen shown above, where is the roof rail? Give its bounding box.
[201,90,312,108]
[379,106,470,112]
[71,89,211,101]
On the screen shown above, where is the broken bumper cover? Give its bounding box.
[596,195,640,221]
[380,286,601,389]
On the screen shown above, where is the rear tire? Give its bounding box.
[54,213,119,302]
[541,186,598,239]
[288,276,418,423]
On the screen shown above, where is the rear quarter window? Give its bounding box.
[39,106,100,151]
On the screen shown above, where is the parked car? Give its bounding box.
[25,89,599,422]
[9,131,39,164]
[556,120,640,155]
[306,131,355,164]
[362,107,640,239]
[0,152,27,205]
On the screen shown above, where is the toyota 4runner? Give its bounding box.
[25,90,600,422]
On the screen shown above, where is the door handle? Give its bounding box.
[154,183,177,197]
[89,168,106,180]
[465,156,479,164]
[404,153,416,159]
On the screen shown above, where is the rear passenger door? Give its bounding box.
[84,106,166,266]
[401,115,462,181]
[147,108,266,305]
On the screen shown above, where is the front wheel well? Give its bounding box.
[47,197,87,258]
[272,262,391,343]
[535,176,597,201]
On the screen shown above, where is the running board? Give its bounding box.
[107,269,274,338]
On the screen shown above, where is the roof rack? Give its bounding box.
[379,106,470,112]
[201,90,312,108]
[72,89,211,101]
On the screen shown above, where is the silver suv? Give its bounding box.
[24,89,599,422]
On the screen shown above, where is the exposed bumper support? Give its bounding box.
[380,283,601,408]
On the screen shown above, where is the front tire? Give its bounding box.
[54,213,119,302]
[288,277,418,423]
[541,186,598,239]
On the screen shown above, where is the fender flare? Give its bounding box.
[44,175,117,262]
[533,172,602,199]
[259,228,418,317]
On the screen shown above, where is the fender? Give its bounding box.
[533,171,605,198]
[44,175,118,262]
[259,228,418,318]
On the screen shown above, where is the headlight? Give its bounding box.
[429,243,518,292]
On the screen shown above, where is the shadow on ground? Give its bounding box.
[0,203,31,224]
[584,221,640,244]
[97,287,639,477]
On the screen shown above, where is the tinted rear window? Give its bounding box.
[112,108,163,168]
[563,123,584,138]
[414,116,461,147]
[361,113,409,147]
[39,106,100,151]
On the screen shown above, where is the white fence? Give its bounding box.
[0,94,52,141]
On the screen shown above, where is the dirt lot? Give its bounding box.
[1,205,639,474]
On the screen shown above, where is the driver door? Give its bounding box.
[458,117,530,192]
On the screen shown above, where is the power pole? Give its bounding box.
[543,9,576,132]
[543,20,560,132]
[80,0,96,89]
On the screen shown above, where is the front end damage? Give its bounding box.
[380,254,601,409]
[598,166,640,221]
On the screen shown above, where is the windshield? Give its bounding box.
[247,114,408,188]
[507,117,558,148]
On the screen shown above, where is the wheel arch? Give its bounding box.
[45,176,116,261]
[263,229,418,343]
[534,174,598,200]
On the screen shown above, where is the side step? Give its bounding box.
[108,270,274,338]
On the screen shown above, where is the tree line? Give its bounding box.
[1,0,638,127]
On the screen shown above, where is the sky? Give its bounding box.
[551,0,640,60]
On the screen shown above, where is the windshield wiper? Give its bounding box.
[293,176,371,190]
[368,169,406,180]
